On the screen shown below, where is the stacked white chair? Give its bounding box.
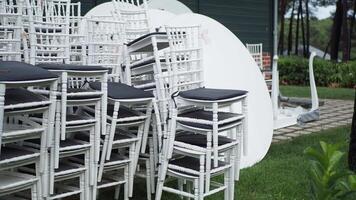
[246,43,263,69]
[0,61,58,199]
[246,43,272,91]
[85,17,131,200]
[68,2,86,65]
[24,0,108,199]
[0,0,23,61]
[155,25,248,200]
[110,1,171,199]
[86,14,163,199]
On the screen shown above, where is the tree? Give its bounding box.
[305,0,311,55]
[300,0,307,56]
[341,0,350,61]
[295,0,301,54]
[278,0,288,54]
[349,0,356,56]
[348,90,356,170]
[330,0,343,61]
[288,0,296,55]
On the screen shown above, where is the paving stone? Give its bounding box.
[284,132,303,137]
[273,135,292,141]
[273,99,354,141]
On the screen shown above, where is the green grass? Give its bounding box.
[236,126,352,200]
[100,126,353,200]
[280,85,355,100]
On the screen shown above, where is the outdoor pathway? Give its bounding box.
[273,99,354,143]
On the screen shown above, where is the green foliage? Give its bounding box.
[278,56,356,88]
[304,141,356,200]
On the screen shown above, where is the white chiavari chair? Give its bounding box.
[68,1,86,65]
[25,0,108,199]
[155,25,248,200]
[246,43,263,69]
[0,0,23,61]
[0,61,58,200]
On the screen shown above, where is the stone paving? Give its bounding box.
[273,99,354,143]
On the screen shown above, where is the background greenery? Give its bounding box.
[280,85,355,100]
[278,56,356,88]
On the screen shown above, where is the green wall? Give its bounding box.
[74,0,274,54]
[178,0,274,54]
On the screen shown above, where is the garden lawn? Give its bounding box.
[280,85,355,100]
[100,126,353,200]
[236,125,352,200]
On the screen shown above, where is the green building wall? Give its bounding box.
[73,0,275,54]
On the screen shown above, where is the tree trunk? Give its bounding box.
[300,0,306,57]
[341,0,350,61]
[278,0,287,55]
[349,0,356,56]
[305,0,310,56]
[348,89,356,171]
[288,0,296,55]
[330,0,343,61]
[295,1,301,55]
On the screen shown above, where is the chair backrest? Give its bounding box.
[0,0,24,61]
[86,17,126,82]
[165,25,204,95]
[68,1,85,65]
[26,0,71,65]
[112,0,151,43]
[246,43,263,69]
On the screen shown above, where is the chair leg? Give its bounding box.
[212,103,219,168]
[60,72,67,141]
[79,173,85,200]
[114,185,121,200]
[235,126,242,181]
[129,142,136,197]
[0,84,5,154]
[198,156,205,200]
[156,110,178,200]
[124,165,129,200]
[106,102,120,160]
[146,160,152,200]
[224,166,230,200]
[149,138,156,194]
[193,179,199,200]
[35,160,43,200]
[54,101,61,169]
[84,151,91,200]
[98,126,110,181]
[185,181,191,200]
[242,97,248,155]
[141,101,153,153]
[178,179,184,200]
[32,183,39,200]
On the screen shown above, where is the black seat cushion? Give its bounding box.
[37,63,107,71]
[178,109,241,130]
[107,105,145,124]
[55,162,79,173]
[122,58,166,70]
[66,114,94,125]
[0,61,58,82]
[127,32,167,46]
[179,87,248,101]
[175,132,235,147]
[60,138,88,148]
[90,82,153,100]
[0,146,37,161]
[5,88,46,106]
[170,156,226,172]
[66,88,101,100]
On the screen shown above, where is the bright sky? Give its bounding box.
[286,5,335,20]
[315,5,335,19]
